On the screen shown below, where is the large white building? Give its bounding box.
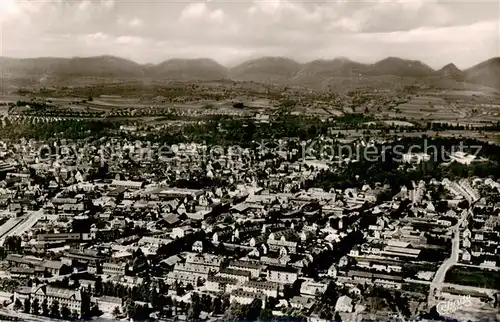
[110,180,144,189]
[242,280,279,298]
[230,290,266,308]
[15,285,89,317]
[227,260,262,278]
[300,280,328,297]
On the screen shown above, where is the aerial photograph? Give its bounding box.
[0,0,499,321]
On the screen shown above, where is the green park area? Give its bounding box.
[444,266,500,289]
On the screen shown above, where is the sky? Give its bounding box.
[0,0,499,69]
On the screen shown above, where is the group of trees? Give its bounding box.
[0,119,118,141]
[360,288,410,319]
[2,236,22,255]
[0,279,21,293]
[116,286,232,320]
[25,109,105,118]
[0,112,372,147]
[307,137,500,195]
[426,121,500,132]
[187,292,228,319]
[2,109,498,160]
[14,100,51,110]
[224,298,270,320]
[15,298,78,320]
[93,274,156,301]
[313,282,342,320]
[91,275,208,319]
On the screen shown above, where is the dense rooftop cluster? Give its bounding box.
[0,129,498,321]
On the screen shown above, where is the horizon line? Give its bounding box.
[1,54,498,71]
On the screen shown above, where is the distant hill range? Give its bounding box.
[148,58,228,80]
[1,55,499,90]
[436,63,465,81]
[462,57,500,90]
[229,57,302,83]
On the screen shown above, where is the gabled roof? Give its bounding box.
[336,295,353,307]
[33,285,82,301]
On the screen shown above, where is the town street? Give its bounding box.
[428,214,465,307]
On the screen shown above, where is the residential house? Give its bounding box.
[335,295,353,313]
[171,226,193,239]
[267,266,298,284]
[327,264,337,278]
[300,280,328,297]
[462,250,471,262]
[192,241,204,253]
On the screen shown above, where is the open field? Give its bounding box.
[1,80,499,129]
[378,92,500,124]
